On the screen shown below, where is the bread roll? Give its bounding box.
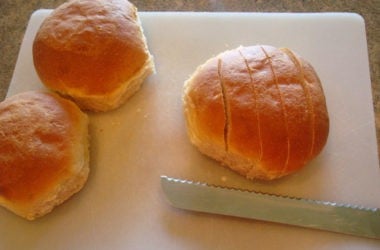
[0,91,89,220]
[183,45,329,180]
[33,0,154,112]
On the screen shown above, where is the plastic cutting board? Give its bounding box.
[3,10,380,249]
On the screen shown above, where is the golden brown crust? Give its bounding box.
[33,0,154,111]
[295,54,329,160]
[261,45,315,175]
[218,48,261,175]
[183,45,329,180]
[183,57,226,161]
[279,47,315,172]
[238,46,289,178]
[0,91,89,220]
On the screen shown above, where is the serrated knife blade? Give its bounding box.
[160,175,380,239]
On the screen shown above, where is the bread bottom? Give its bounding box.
[58,56,155,112]
[0,135,89,220]
[188,132,286,181]
[27,159,89,220]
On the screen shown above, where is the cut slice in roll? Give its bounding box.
[183,45,329,180]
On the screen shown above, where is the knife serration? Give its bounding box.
[160,175,380,240]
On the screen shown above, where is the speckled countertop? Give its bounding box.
[1,0,379,156]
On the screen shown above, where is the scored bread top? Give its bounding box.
[33,0,150,96]
[183,45,329,180]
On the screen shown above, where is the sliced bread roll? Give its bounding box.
[0,91,89,220]
[183,45,329,180]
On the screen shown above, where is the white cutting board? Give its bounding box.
[3,10,380,249]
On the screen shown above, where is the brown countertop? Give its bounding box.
[1,0,379,157]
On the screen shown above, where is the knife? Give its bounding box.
[160,175,380,240]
